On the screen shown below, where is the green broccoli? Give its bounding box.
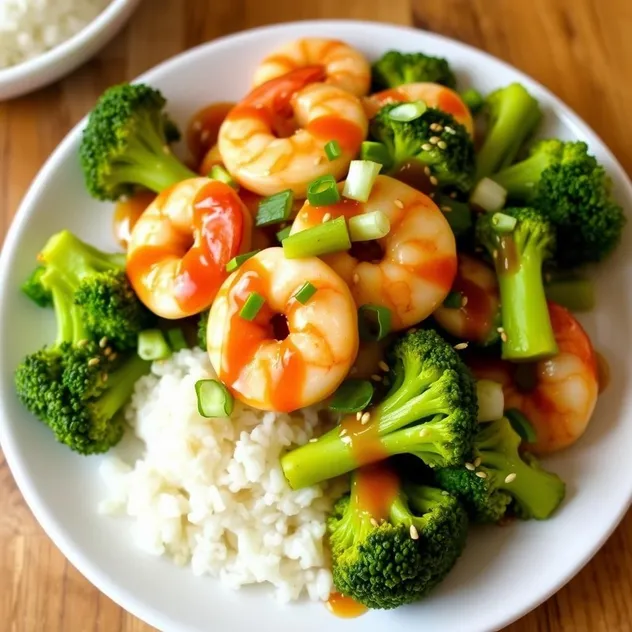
[475,208,557,361]
[329,467,467,610]
[492,139,626,267]
[281,329,478,490]
[39,230,155,350]
[460,88,485,115]
[371,50,457,91]
[474,83,541,181]
[435,417,566,523]
[14,267,150,454]
[371,104,475,193]
[21,265,53,307]
[80,82,197,201]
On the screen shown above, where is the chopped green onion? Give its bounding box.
[544,277,595,312]
[360,141,392,169]
[209,165,238,189]
[324,140,342,161]
[226,249,261,272]
[329,379,374,413]
[138,329,172,361]
[388,100,427,122]
[307,175,341,206]
[469,177,507,212]
[442,291,463,309]
[358,304,392,342]
[492,212,517,233]
[282,216,351,259]
[505,408,537,443]
[255,189,294,226]
[294,281,317,304]
[348,211,390,242]
[476,379,505,422]
[195,379,234,418]
[167,328,188,351]
[239,292,266,321]
[342,160,382,203]
[276,225,292,242]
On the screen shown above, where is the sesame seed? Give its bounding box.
[435,124,444,132]
[361,412,371,425]
[462,296,469,307]
[353,273,360,284]
[421,143,433,151]
[441,490,450,496]
[99,337,108,348]
[445,126,455,134]
[424,166,431,176]
[394,199,404,209]
[476,471,488,479]
[370,518,379,527]
[492,249,498,259]
[88,358,100,367]
[378,360,389,372]
[500,331,508,343]
[430,136,440,144]
[505,473,517,483]
[322,212,332,223]
[429,176,439,186]
[104,347,113,357]
[371,374,382,382]
[409,525,419,540]
[109,353,118,361]
[356,411,362,421]
[454,342,468,350]
[441,205,452,212]
[450,192,457,199]
[438,141,448,150]
[192,121,202,131]
[309,438,318,443]
[200,130,210,142]
[497,326,505,333]
[474,457,481,467]
[314,155,324,165]
[465,462,475,471]
[162,145,171,155]
[78,339,89,347]
[429,123,439,131]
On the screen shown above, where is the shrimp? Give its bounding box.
[363,82,474,135]
[433,254,501,345]
[127,177,252,319]
[467,302,599,455]
[290,174,457,330]
[218,66,368,197]
[206,247,359,412]
[252,38,371,97]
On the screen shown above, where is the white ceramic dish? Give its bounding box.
[1,19,631,632]
[0,0,142,101]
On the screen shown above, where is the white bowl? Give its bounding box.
[0,0,142,101]
[1,19,631,632]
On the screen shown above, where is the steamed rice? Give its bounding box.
[98,348,346,603]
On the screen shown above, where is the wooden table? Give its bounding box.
[1,1,631,630]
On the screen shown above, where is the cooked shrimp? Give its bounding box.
[127,177,252,319]
[467,302,599,455]
[363,82,474,135]
[252,38,371,97]
[206,247,359,412]
[433,254,501,345]
[290,174,457,330]
[218,66,368,197]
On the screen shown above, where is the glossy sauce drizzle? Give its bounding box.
[113,191,156,249]
[391,159,434,194]
[326,593,368,619]
[497,235,519,274]
[451,265,498,342]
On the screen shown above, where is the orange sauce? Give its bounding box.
[595,351,610,393]
[187,102,235,167]
[113,191,156,249]
[300,197,361,225]
[438,89,468,119]
[353,462,400,520]
[339,411,389,467]
[308,116,365,152]
[452,265,497,342]
[497,235,519,274]
[326,593,368,618]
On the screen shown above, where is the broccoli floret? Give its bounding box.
[492,140,626,267]
[329,466,467,610]
[21,265,53,307]
[460,88,485,115]
[80,82,197,201]
[371,50,457,91]
[476,208,557,361]
[197,309,209,349]
[14,266,150,454]
[475,83,541,181]
[435,417,565,523]
[371,104,475,193]
[39,230,155,350]
[281,329,478,490]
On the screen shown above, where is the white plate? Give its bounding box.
[0,0,142,101]
[1,19,631,632]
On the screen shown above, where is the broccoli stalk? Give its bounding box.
[371,50,457,91]
[435,417,566,522]
[80,82,197,201]
[21,265,53,307]
[328,465,468,610]
[281,330,478,490]
[475,83,541,181]
[476,208,557,361]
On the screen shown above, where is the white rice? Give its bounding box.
[0,0,111,70]
[98,348,346,603]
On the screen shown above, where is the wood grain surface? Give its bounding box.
[1,1,631,630]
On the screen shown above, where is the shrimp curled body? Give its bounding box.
[290,175,457,330]
[252,38,371,97]
[206,247,359,412]
[218,67,368,198]
[468,302,599,455]
[126,177,252,319]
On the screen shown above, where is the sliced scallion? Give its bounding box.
[276,225,292,243]
[442,291,463,309]
[329,379,374,413]
[226,249,261,272]
[138,329,172,361]
[255,189,294,226]
[282,216,351,259]
[358,304,392,342]
[210,165,239,189]
[348,211,390,242]
[342,160,382,203]
[307,175,341,206]
[324,140,342,161]
[294,281,317,304]
[388,100,427,122]
[470,177,507,212]
[360,141,392,169]
[195,379,234,418]
[492,212,518,233]
[166,328,188,351]
[239,292,266,321]
[505,408,538,443]
[476,379,505,422]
